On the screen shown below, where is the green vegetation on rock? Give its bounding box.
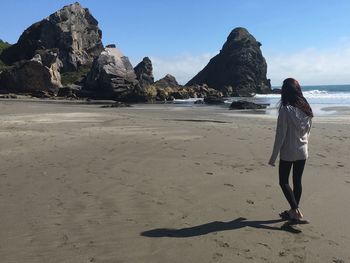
[0,40,12,72]
[0,39,11,53]
[61,65,91,85]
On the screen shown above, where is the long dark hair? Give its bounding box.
[279,78,313,117]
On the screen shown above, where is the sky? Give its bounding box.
[1,0,350,86]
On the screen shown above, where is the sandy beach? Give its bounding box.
[0,100,349,263]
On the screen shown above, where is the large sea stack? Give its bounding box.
[0,2,103,72]
[84,45,142,101]
[187,27,271,96]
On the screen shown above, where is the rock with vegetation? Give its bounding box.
[0,2,103,73]
[144,76,223,101]
[0,49,62,95]
[134,57,154,87]
[144,74,182,101]
[57,84,82,98]
[0,40,11,72]
[187,27,271,96]
[84,46,143,101]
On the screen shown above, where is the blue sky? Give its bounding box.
[1,0,350,85]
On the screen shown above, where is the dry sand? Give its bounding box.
[0,100,349,263]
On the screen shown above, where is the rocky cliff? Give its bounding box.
[0,2,103,72]
[187,27,271,96]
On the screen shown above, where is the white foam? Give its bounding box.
[173,98,204,103]
[255,90,350,99]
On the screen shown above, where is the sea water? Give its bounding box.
[173,85,350,116]
[253,85,350,116]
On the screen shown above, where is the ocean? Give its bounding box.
[253,84,350,116]
[173,85,350,116]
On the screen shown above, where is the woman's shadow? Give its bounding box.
[141,217,301,238]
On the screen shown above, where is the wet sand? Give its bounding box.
[0,101,349,262]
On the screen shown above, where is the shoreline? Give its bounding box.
[1,98,350,118]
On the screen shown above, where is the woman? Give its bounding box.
[268,78,313,223]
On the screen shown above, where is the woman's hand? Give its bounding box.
[268,160,275,166]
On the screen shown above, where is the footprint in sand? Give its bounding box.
[246,199,254,205]
[257,242,271,250]
[327,240,339,246]
[214,239,230,248]
[212,252,223,261]
[279,251,287,257]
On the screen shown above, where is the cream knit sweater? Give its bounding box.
[269,105,312,164]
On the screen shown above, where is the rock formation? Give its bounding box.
[187,27,271,96]
[0,49,62,95]
[229,100,269,110]
[0,2,103,72]
[154,74,180,89]
[84,46,141,100]
[134,57,154,87]
[143,74,222,101]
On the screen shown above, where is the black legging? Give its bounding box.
[279,159,306,210]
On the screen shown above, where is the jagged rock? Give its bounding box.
[154,74,180,89]
[271,88,281,94]
[1,2,103,72]
[142,82,224,102]
[189,84,223,98]
[139,74,182,101]
[84,46,141,101]
[194,99,204,104]
[0,94,18,99]
[170,89,191,99]
[57,84,82,98]
[204,96,225,104]
[134,57,154,87]
[229,100,269,110]
[221,86,233,97]
[187,27,271,96]
[0,50,62,95]
[106,44,116,48]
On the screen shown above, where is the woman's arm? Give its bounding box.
[268,107,288,166]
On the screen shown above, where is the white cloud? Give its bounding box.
[265,45,350,86]
[149,53,216,84]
